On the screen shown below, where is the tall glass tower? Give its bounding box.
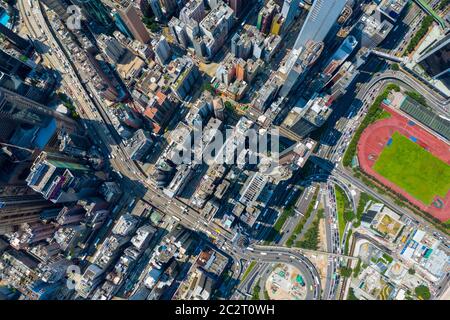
[72,0,114,30]
[293,0,347,50]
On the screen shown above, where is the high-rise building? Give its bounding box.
[0,49,33,81]
[119,4,151,44]
[97,35,127,63]
[282,93,333,137]
[26,151,100,204]
[376,0,409,24]
[0,193,55,235]
[72,0,114,30]
[293,0,347,50]
[352,13,393,49]
[257,1,278,35]
[125,129,154,161]
[0,87,76,130]
[0,24,32,53]
[168,17,189,48]
[281,0,300,31]
[149,0,165,21]
[226,0,246,17]
[417,34,450,88]
[113,11,134,39]
[41,0,72,20]
[180,0,206,24]
[199,1,234,58]
[0,69,56,105]
[169,56,200,99]
[153,36,172,65]
[270,13,284,35]
[322,35,357,78]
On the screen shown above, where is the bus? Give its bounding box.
[112,205,120,215]
[296,275,305,287]
[128,198,136,209]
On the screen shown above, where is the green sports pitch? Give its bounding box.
[373,132,450,205]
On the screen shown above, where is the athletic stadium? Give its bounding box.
[357,103,450,222]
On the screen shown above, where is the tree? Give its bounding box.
[347,288,359,300]
[408,268,415,275]
[202,82,216,95]
[344,210,355,222]
[415,285,431,300]
[224,101,234,110]
[405,91,427,106]
[142,17,160,33]
[252,282,261,300]
[391,63,399,71]
[353,259,362,278]
[339,266,353,278]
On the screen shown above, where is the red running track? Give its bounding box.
[357,105,450,222]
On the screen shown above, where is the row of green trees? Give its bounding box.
[405,91,428,107]
[342,84,400,167]
[295,209,324,250]
[265,206,295,244]
[285,188,319,247]
[404,16,434,55]
[353,192,376,228]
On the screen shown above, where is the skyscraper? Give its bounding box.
[322,35,357,78]
[72,0,114,30]
[149,0,165,21]
[0,87,76,130]
[26,151,100,204]
[226,0,246,17]
[119,4,151,44]
[0,193,55,235]
[0,24,32,53]
[160,0,178,17]
[41,0,72,20]
[417,33,450,88]
[153,36,172,65]
[293,0,347,50]
[281,0,300,30]
[282,93,333,137]
[0,49,33,80]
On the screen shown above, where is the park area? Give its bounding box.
[373,132,450,205]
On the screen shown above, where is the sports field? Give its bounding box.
[373,132,450,205]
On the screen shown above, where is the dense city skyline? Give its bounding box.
[0,0,448,306]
